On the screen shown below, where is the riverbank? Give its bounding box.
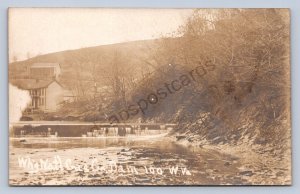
[9,137,202,185]
[171,135,291,185]
[9,133,291,185]
[9,136,249,185]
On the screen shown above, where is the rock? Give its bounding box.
[239,171,254,176]
[224,162,231,166]
[206,169,214,173]
[176,135,186,141]
[276,171,284,177]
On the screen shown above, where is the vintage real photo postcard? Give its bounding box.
[8,8,291,186]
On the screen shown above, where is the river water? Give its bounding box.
[9,137,249,185]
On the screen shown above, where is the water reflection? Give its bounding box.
[10,137,189,154]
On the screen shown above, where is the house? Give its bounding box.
[11,62,76,112]
[27,63,61,79]
[11,79,65,112]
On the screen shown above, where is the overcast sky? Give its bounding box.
[9,8,193,62]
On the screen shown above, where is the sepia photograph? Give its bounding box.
[8,8,291,186]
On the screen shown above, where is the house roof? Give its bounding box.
[10,79,62,90]
[30,63,61,69]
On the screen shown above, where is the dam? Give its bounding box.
[10,121,176,137]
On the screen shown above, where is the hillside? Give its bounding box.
[9,39,161,91]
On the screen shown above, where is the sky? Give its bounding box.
[8,8,193,62]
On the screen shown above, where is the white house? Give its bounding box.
[11,79,64,112]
